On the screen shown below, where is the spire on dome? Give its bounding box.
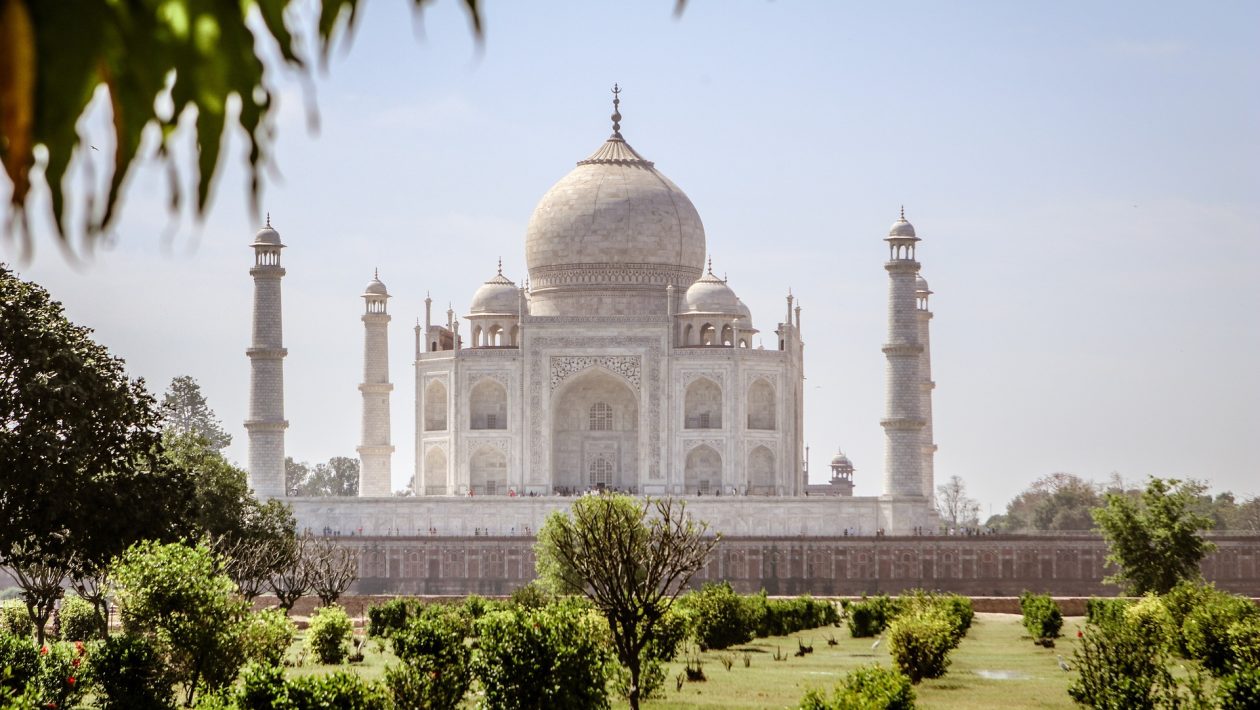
[611,83,622,137]
[374,267,379,280]
[497,257,503,275]
[266,212,271,228]
[900,205,905,221]
[707,256,713,274]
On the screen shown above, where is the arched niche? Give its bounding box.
[469,378,508,430]
[423,446,447,495]
[747,378,776,430]
[684,377,722,429]
[747,446,775,495]
[685,445,722,494]
[469,446,507,495]
[551,368,638,494]
[423,380,448,431]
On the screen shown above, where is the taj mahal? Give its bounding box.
[244,90,942,537]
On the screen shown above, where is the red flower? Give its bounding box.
[40,645,48,655]
[72,658,81,667]
[1076,629,1083,638]
[74,641,84,655]
[67,677,76,685]
[45,703,56,709]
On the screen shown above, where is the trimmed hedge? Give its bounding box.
[799,664,915,710]
[1019,592,1063,644]
[886,610,956,684]
[1085,597,1131,627]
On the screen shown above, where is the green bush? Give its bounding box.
[896,591,971,646]
[1019,592,1063,644]
[754,594,840,638]
[847,595,895,638]
[234,662,390,710]
[1218,666,1260,710]
[387,610,471,710]
[240,609,296,667]
[679,582,754,650]
[91,632,175,710]
[611,608,688,702]
[0,601,31,639]
[1182,592,1258,675]
[1123,594,1176,652]
[306,605,352,664]
[365,598,423,638]
[1069,616,1177,709]
[1226,615,1260,671]
[886,610,955,684]
[1085,597,1132,627]
[34,640,90,710]
[0,632,38,694]
[474,604,611,710]
[508,582,553,610]
[58,595,101,642]
[799,663,916,710]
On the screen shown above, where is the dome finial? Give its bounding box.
[374,267,379,280]
[899,205,905,221]
[497,256,503,275]
[611,83,622,137]
[265,211,271,228]
[707,255,713,274]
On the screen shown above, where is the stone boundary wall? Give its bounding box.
[327,534,1260,598]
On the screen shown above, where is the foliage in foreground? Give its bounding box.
[1018,592,1063,645]
[799,664,916,710]
[111,539,249,706]
[886,608,957,684]
[535,494,718,710]
[1092,477,1216,595]
[386,607,472,710]
[474,602,613,710]
[91,632,176,710]
[306,604,353,665]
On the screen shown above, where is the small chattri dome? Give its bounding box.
[916,275,931,294]
[253,217,283,247]
[734,298,753,326]
[683,264,740,314]
[888,206,916,239]
[470,265,519,315]
[363,270,388,297]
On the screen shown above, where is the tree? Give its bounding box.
[1002,472,1101,532]
[1093,477,1217,595]
[110,539,249,707]
[308,536,359,606]
[286,456,360,496]
[935,475,980,529]
[159,376,231,452]
[535,495,719,710]
[1,265,192,639]
[0,0,483,254]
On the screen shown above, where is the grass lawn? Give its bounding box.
[640,613,1086,709]
[285,613,1088,709]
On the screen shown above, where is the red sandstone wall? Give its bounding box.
[328,534,1260,598]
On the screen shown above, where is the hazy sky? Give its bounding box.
[4,1,1258,516]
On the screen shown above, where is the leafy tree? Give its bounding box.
[1,265,189,640]
[110,539,249,707]
[159,376,231,452]
[1235,496,1260,533]
[0,0,483,254]
[935,475,980,529]
[286,456,360,496]
[1093,477,1217,595]
[535,495,719,710]
[1002,472,1100,532]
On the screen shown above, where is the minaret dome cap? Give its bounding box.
[252,215,284,247]
[915,275,931,294]
[888,209,917,239]
[363,271,389,297]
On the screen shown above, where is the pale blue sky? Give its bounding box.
[4,1,1258,514]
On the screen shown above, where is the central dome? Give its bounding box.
[525,120,705,316]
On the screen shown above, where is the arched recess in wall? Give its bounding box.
[721,324,734,346]
[684,377,722,429]
[469,378,508,430]
[699,323,716,346]
[469,446,507,495]
[747,378,776,430]
[471,325,483,348]
[551,368,639,494]
[424,380,448,431]
[684,445,722,494]
[423,446,447,495]
[747,445,775,495]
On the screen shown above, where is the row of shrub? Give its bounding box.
[799,664,916,710]
[1,595,103,642]
[1070,582,1260,710]
[672,582,841,650]
[844,591,974,641]
[1018,592,1063,645]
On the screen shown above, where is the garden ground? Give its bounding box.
[285,612,1088,709]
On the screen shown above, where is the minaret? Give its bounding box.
[245,216,288,498]
[881,207,926,498]
[916,275,938,500]
[358,270,394,496]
